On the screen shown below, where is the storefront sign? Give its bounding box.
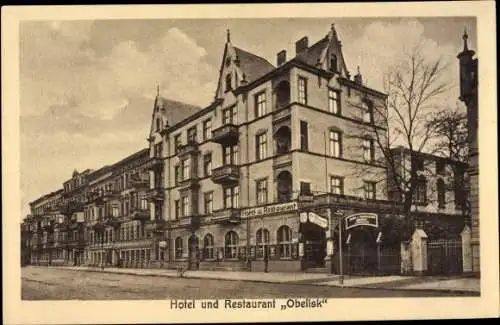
[241,202,298,218]
[308,212,328,229]
[158,241,167,248]
[345,213,378,230]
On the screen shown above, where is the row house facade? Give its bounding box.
[22,24,470,275]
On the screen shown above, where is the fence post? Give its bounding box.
[410,228,428,276]
[461,225,472,273]
[400,241,411,275]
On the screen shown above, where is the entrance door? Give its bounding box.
[188,235,199,270]
[301,222,326,268]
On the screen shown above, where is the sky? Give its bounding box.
[19,17,477,218]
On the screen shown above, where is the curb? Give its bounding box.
[39,267,480,295]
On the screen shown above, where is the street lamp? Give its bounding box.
[334,209,345,286]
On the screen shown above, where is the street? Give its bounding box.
[22,267,470,300]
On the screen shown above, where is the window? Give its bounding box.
[256,179,268,205]
[255,92,267,117]
[187,126,197,143]
[181,195,190,217]
[330,176,344,195]
[154,142,163,158]
[413,176,427,205]
[225,73,232,92]
[224,186,239,209]
[436,160,446,175]
[224,231,238,259]
[277,226,292,258]
[256,228,270,259]
[222,106,237,125]
[298,77,307,104]
[204,192,213,215]
[203,119,212,140]
[155,118,161,131]
[330,55,338,72]
[174,200,180,220]
[203,234,214,260]
[174,166,180,186]
[411,156,425,171]
[223,144,238,165]
[328,89,341,114]
[300,121,308,151]
[300,181,311,195]
[203,153,212,177]
[175,237,183,259]
[364,181,376,200]
[329,130,342,157]
[181,159,190,180]
[174,134,182,154]
[437,178,446,209]
[256,133,267,160]
[362,101,373,123]
[363,138,375,162]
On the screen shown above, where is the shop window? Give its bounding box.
[256,228,270,259]
[277,226,292,259]
[224,231,239,259]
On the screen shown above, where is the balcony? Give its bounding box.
[177,141,199,158]
[211,165,240,184]
[145,187,165,201]
[104,216,122,228]
[272,107,291,124]
[147,157,163,170]
[211,123,239,145]
[177,215,201,228]
[103,189,120,201]
[60,200,84,216]
[131,208,150,221]
[128,177,149,190]
[211,208,241,225]
[178,177,200,189]
[273,152,292,168]
[145,219,167,233]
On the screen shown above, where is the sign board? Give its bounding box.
[299,212,308,223]
[241,202,298,218]
[297,194,314,202]
[308,212,328,229]
[345,213,378,230]
[298,243,304,257]
[158,241,167,248]
[326,240,333,255]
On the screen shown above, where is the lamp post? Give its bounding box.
[334,209,345,286]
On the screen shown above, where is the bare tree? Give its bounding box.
[346,43,452,228]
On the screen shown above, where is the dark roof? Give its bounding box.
[155,97,201,126]
[234,46,275,83]
[295,36,329,67]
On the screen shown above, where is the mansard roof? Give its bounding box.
[233,46,275,83]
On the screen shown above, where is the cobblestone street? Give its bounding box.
[22,267,471,300]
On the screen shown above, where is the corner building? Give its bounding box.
[148,25,392,272]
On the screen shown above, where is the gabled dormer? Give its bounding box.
[214,29,275,100]
[149,87,170,138]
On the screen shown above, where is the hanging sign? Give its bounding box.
[345,213,378,230]
[308,212,329,229]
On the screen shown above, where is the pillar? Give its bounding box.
[461,225,473,273]
[410,228,428,276]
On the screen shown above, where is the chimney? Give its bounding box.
[277,50,287,66]
[295,36,309,55]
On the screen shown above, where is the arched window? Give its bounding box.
[277,225,292,259]
[175,237,183,259]
[224,231,239,259]
[437,178,446,209]
[277,171,293,203]
[203,234,214,260]
[274,126,291,154]
[275,81,291,109]
[413,175,427,205]
[256,228,270,258]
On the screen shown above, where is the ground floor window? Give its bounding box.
[203,234,214,259]
[175,237,183,259]
[277,225,292,258]
[224,231,239,259]
[256,228,270,259]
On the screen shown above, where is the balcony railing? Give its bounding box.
[211,123,239,145]
[145,187,165,201]
[300,193,403,213]
[128,177,149,190]
[211,165,240,184]
[145,219,167,233]
[211,208,241,224]
[103,189,120,200]
[131,208,150,221]
[178,177,200,189]
[273,152,292,167]
[272,107,291,123]
[177,140,199,158]
[177,215,201,228]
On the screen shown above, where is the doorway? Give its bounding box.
[301,222,326,268]
[188,235,199,270]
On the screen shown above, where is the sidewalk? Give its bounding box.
[45,265,480,294]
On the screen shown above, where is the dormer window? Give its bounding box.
[156,118,161,132]
[330,54,338,72]
[225,73,232,92]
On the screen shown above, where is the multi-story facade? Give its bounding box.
[388,146,468,238]
[457,29,479,273]
[22,24,470,275]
